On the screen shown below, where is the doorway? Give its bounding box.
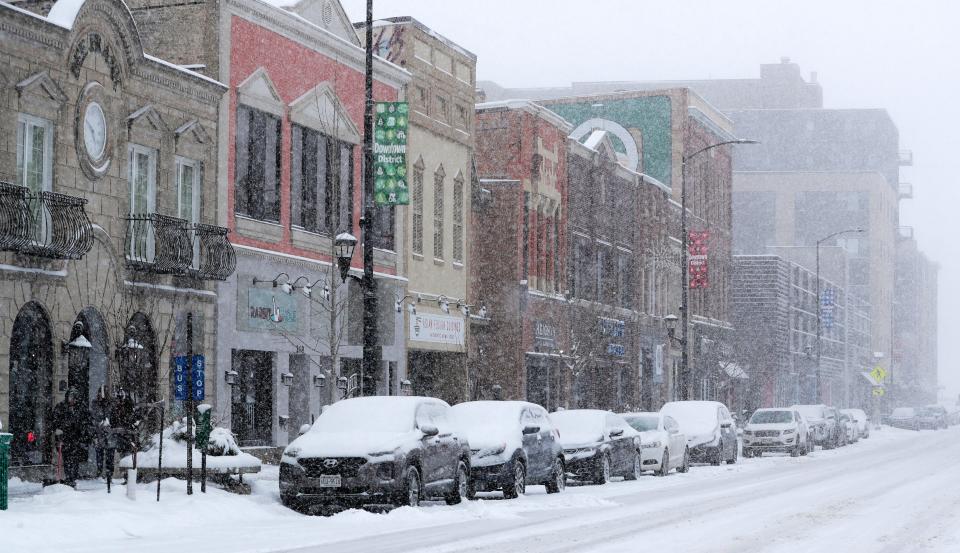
[8,302,54,465]
[231,350,274,446]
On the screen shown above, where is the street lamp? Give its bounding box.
[679,138,759,400]
[65,321,92,401]
[815,227,864,403]
[334,232,358,283]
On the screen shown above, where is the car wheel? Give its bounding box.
[626,451,643,480]
[281,493,309,514]
[677,448,690,473]
[711,442,722,466]
[742,447,753,458]
[445,462,469,505]
[593,454,611,485]
[790,443,800,457]
[655,449,669,477]
[401,466,421,508]
[502,461,526,499]
[545,458,565,494]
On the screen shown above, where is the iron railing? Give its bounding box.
[0,181,93,259]
[125,213,193,275]
[125,213,236,280]
[192,223,236,280]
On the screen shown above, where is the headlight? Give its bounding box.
[368,449,396,458]
[282,446,300,459]
[564,447,596,454]
[478,443,507,458]
[641,441,662,449]
[743,430,753,436]
[783,429,795,435]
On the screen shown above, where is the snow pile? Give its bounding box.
[46,0,86,29]
[449,401,525,454]
[119,419,260,471]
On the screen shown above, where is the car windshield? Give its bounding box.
[793,405,825,421]
[310,397,417,434]
[550,411,605,444]
[892,408,915,417]
[450,401,522,441]
[750,410,793,424]
[624,414,659,432]
[660,402,720,435]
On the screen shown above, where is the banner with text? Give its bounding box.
[688,230,710,289]
[374,101,409,206]
[410,313,465,346]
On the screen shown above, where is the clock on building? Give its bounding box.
[76,81,111,179]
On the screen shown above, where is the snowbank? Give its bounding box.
[118,420,260,472]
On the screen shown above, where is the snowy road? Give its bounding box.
[5,426,959,553]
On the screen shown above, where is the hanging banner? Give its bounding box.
[688,230,710,289]
[820,288,836,329]
[374,101,409,206]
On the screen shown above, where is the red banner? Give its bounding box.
[688,231,710,288]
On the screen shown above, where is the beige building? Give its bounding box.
[0,0,231,472]
[359,17,476,403]
[733,171,898,376]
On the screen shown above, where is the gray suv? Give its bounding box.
[280,396,471,513]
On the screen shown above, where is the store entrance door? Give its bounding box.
[231,350,274,446]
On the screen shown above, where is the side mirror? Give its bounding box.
[420,424,439,437]
[609,428,624,438]
[298,423,311,437]
[522,426,540,435]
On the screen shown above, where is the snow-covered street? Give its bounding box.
[4,426,958,553]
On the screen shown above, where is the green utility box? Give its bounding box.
[0,432,12,510]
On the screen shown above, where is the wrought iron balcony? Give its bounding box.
[0,181,93,260]
[192,223,236,280]
[125,213,193,275]
[125,213,236,280]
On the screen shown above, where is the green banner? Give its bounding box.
[374,102,409,206]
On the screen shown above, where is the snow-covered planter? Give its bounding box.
[119,419,261,477]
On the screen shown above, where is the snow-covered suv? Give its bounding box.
[742,408,809,457]
[280,396,472,513]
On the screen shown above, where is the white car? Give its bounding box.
[660,401,739,465]
[622,412,689,476]
[840,408,870,439]
[742,408,809,457]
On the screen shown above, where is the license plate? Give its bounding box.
[761,438,776,444]
[317,475,341,488]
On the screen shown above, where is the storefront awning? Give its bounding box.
[720,362,749,380]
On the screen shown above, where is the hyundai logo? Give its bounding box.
[323,458,339,468]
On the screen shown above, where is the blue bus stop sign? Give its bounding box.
[192,355,205,401]
[174,356,188,400]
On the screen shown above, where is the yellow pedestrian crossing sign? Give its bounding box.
[872,387,885,397]
[870,366,887,383]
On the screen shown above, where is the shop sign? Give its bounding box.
[607,343,626,357]
[534,320,557,348]
[247,288,298,331]
[689,230,710,288]
[599,317,625,337]
[410,313,464,346]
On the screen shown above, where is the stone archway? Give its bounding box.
[68,307,110,407]
[8,301,55,465]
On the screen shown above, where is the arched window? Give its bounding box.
[8,301,54,465]
[119,312,157,404]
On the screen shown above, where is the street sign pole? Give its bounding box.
[186,312,193,495]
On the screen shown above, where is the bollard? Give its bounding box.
[1,432,12,510]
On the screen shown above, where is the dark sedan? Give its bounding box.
[549,409,642,484]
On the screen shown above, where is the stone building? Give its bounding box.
[893,232,939,405]
[357,17,477,404]
[127,0,409,447]
[0,0,231,472]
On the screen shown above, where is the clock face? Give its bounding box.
[83,102,107,160]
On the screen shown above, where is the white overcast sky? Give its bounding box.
[341,0,960,400]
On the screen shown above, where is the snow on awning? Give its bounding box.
[720,362,749,380]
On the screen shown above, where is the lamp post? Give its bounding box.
[815,227,863,403]
[66,321,92,403]
[679,138,758,401]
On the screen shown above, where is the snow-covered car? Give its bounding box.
[791,404,842,449]
[742,408,809,457]
[449,401,565,498]
[840,408,870,439]
[549,409,642,484]
[916,406,946,430]
[279,396,471,512]
[622,412,689,475]
[839,412,858,444]
[660,401,738,465]
[888,407,919,430]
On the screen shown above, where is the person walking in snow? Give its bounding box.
[52,388,94,486]
[91,386,117,481]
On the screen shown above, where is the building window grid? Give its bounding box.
[412,162,424,255]
[433,167,445,260]
[452,174,464,263]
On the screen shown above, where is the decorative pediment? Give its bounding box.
[583,129,618,162]
[413,156,425,171]
[291,0,362,47]
[16,71,67,103]
[237,68,284,116]
[127,104,168,133]
[434,163,446,179]
[289,82,361,144]
[174,119,210,145]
